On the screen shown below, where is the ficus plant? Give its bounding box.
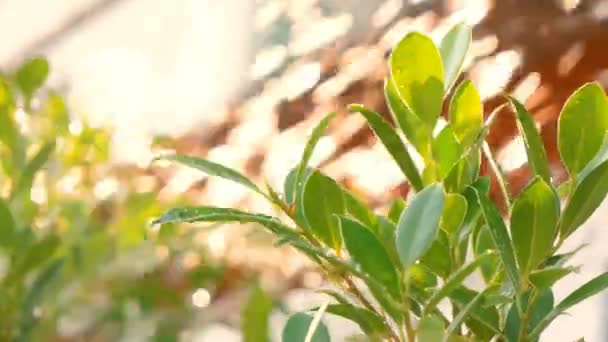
[153,23,608,341]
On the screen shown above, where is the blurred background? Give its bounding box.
[1,0,608,340]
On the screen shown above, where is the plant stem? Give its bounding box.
[518,290,538,342]
[402,274,416,342]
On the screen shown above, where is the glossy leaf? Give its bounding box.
[417,315,445,342]
[349,104,423,191]
[558,82,608,176]
[390,32,444,127]
[339,216,400,298]
[432,126,462,179]
[560,159,608,238]
[15,57,49,99]
[439,23,472,92]
[424,251,495,315]
[508,97,551,183]
[155,154,267,199]
[303,170,345,250]
[324,304,388,336]
[242,286,273,342]
[384,77,432,159]
[449,80,482,146]
[529,266,575,290]
[472,187,520,290]
[282,312,330,342]
[396,184,445,268]
[440,193,467,235]
[294,113,336,203]
[506,289,554,342]
[510,177,559,276]
[0,199,15,248]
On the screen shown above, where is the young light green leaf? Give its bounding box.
[471,187,521,290]
[432,126,463,179]
[506,289,554,342]
[282,312,330,342]
[0,199,15,249]
[342,189,376,228]
[387,198,406,224]
[15,57,49,99]
[529,266,576,290]
[323,304,388,336]
[384,77,432,159]
[558,82,608,176]
[441,193,467,235]
[530,272,608,340]
[339,216,400,299]
[508,96,551,183]
[294,113,336,203]
[439,23,472,93]
[449,80,482,146]
[423,251,495,315]
[349,104,423,191]
[417,315,445,342]
[11,141,55,199]
[242,286,273,342]
[560,159,608,238]
[410,263,438,289]
[303,170,345,250]
[390,32,444,127]
[396,184,445,268]
[155,154,268,199]
[510,177,559,276]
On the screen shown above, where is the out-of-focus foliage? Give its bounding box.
[0,58,231,341]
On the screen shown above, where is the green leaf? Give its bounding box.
[530,272,608,340]
[457,178,490,245]
[560,159,608,238]
[155,154,268,199]
[449,80,482,146]
[294,113,336,204]
[339,216,400,298]
[390,32,444,127]
[373,217,400,267]
[349,104,423,191]
[387,198,406,224]
[441,193,467,235]
[475,225,500,284]
[410,263,438,289]
[543,244,587,268]
[529,266,575,290]
[444,287,491,342]
[417,315,445,342]
[396,184,445,268]
[472,187,521,290]
[302,170,345,250]
[384,77,432,159]
[153,206,300,241]
[510,177,559,276]
[439,23,472,93]
[11,141,55,199]
[342,189,376,228]
[420,229,451,278]
[242,286,273,342]
[433,126,463,179]
[14,57,49,99]
[444,156,474,193]
[508,97,551,183]
[506,289,554,342]
[449,287,502,339]
[9,234,60,283]
[558,82,608,176]
[423,251,495,315]
[0,199,15,249]
[282,312,330,342]
[324,304,388,336]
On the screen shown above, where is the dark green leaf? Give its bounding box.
[529,267,575,290]
[506,289,554,342]
[420,229,451,278]
[472,187,521,290]
[342,189,376,228]
[384,77,432,159]
[324,304,388,336]
[510,177,559,276]
[155,154,267,199]
[242,286,273,342]
[387,198,406,224]
[0,199,15,249]
[441,193,467,235]
[558,82,608,176]
[449,80,482,146]
[373,216,400,267]
[475,224,500,284]
[295,113,336,204]
[282,312,330,342]
[15,57,49,99]
[543,244,587,268]
[349,104,423,191]
[339,216,400,298]
[390,32,444,127]
[303,170,345,250]
[508,97,551,183]
[449,287,502,339]
[417,315,445,342]
[444,287,491,342]
[396,184,445,268]
[439,23,471,92]
[560,159,608,238]
[530,272,608,340]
